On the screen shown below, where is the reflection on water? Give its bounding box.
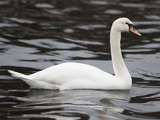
[0,0,160,119]
[7,90,130,119]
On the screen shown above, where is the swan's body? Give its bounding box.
[8,18,141,91]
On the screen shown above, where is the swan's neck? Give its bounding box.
[110,28,131,81]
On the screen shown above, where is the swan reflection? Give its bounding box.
[14,90,130,119]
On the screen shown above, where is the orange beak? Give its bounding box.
[129,26,141,36]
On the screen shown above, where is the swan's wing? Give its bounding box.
[29,63,115,85]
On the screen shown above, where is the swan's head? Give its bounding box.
[112,18,141,36]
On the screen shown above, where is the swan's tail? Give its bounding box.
[8,70,29,80]
[8,70,59,89]
[8,70,38,88]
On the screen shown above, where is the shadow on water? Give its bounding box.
[0,0,160,119]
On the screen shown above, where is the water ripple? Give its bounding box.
[0,0,160,119]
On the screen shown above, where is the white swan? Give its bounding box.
[8,18,141,90]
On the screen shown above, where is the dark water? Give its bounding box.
[0,0,160,119]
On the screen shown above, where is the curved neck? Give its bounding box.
[110,28,130,79]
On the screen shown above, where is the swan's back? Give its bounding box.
[29,63,114,84]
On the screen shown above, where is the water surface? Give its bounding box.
[0,0,160,119]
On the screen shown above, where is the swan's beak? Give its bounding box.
[129,26,141,36]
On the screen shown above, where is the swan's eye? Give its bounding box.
[126,23,133,29]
